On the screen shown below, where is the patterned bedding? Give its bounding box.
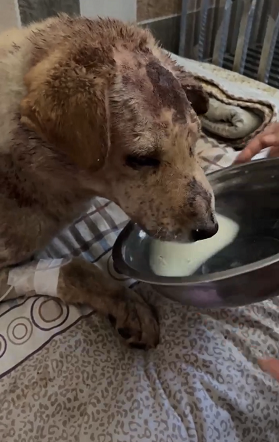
[0,56,279,442]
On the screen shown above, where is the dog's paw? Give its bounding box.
[108,289,159,349]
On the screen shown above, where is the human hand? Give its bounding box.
[235,122,279,164]
[258,358,279,381]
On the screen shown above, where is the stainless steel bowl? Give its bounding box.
[113,158,279,308]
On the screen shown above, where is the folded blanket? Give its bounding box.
[192,75,276,150]
[203,98,262,140]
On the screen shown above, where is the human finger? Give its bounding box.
[258,358,279,381]
[268,145,279,158]
[234,133,278,164]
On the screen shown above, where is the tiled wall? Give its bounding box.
[137,0,182,21]
[0,0,136,31]
[0,0,21,33]
[1,0,222,58]
[0,0,182,54]
[80,0,136,22]
[138,0,182,54]
[138,0,225,57]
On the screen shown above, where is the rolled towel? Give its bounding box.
[181,71,276,150]
[202,98,262,140]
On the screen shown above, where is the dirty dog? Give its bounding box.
[0,15,217,349]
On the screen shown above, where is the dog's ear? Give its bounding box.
[20,48,113,171]
[182,77,209,116]
[174,67,209,115]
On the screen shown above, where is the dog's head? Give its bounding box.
[20,18,217,242]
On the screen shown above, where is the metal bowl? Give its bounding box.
[113,158,279,308]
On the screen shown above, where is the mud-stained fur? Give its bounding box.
[0,15,216,348]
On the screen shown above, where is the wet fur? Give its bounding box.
[0,15,214,348]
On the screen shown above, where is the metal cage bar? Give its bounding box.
[179,0,279,88]
[257,2,279,83]
[197,0,210,61]
[179,0,190,57]
[233,0,257,75]
[212,0,233,67]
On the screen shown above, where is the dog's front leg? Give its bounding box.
[58,258,159,349]
[2,258,159,349]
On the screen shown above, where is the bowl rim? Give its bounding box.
[112,158,279,286]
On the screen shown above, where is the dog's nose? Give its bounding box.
[191,222,219,241]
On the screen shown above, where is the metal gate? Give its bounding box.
[179,0,279,88]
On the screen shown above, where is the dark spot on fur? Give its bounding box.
[187,177,211,210]
[149,304,159,322]
[157,121,169,136]
[118,327,132,340]
[108,314,116,327]
[146,61,188,123]
[122,74,130,86]
[137,79,145,91]
[122,73,146,93]
[129,343,147,350]
[122,63,132,73]
[139,45,150,54]
[9,42,20,55]
[73,46,115,72]
[189,146,194,157]
[12,42,20,51]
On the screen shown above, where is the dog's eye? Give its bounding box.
[125,155,160,169]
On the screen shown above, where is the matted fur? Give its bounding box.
[0,15,216,348]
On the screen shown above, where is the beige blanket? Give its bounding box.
[194,74,276,150]
[203,98,262,140]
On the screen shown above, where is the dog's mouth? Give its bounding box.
[137,216,218,243]
[137,224,193,243]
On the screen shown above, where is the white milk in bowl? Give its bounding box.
[150,214,239,277]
